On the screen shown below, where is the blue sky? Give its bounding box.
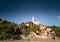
[0,0,60,26]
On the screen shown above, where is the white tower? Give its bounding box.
[32,16,40,25]
[32,16,34,22]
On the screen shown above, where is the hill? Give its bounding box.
[0,18,60,40]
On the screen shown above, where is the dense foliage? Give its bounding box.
[0,19,22,40]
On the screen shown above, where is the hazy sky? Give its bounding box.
[0,0,60,26]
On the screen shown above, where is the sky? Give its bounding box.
[0,0,60,26]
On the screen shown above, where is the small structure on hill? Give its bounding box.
[32,16,40,25]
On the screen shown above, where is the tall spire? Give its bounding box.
[32,16,34,22]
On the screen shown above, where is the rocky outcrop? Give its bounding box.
[20,22,56,40]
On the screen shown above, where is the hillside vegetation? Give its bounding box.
[47,26,60,37]
[0,18,60,40]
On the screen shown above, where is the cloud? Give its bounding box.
[57,16,60,18]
